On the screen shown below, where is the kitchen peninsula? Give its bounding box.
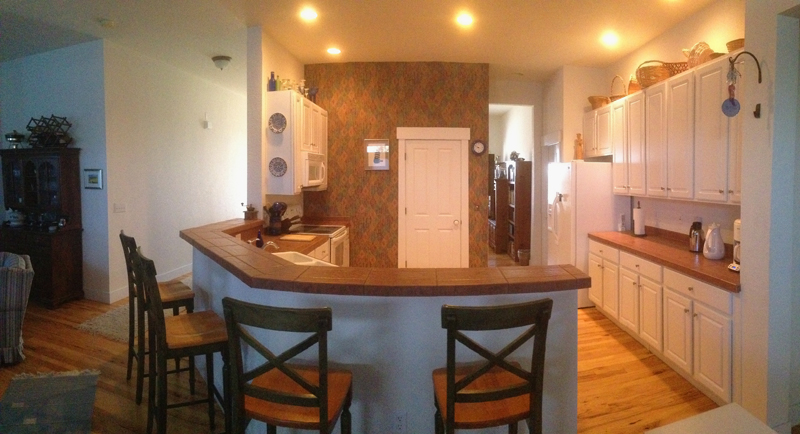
[181,218,590,434]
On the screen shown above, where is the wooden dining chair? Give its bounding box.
[432,298,553,434]
[120,230,196,405]
[131,247,229,434]
[222,296,353,434]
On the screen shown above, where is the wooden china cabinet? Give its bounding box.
[0,148,83,308]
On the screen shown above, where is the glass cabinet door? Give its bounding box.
[37,159,60,209]
[22,160,38,208]
[2,158,24,207]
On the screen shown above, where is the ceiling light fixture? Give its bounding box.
[327,48,341,55]
[456,12,474,27]
[600,31,620,48]
[212,55,232,70]
[300,7,318,21]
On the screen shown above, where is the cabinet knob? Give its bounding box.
[688,286,694,291]
[635,264,639,268]
[693,313,698,318]
[661,187,666,191]
[719,189,725,194]
[667,187,672,191]
[632,281,637,286]
[728,189,734,194]
[684,308,690,314]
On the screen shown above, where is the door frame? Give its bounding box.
[397,127,470,268]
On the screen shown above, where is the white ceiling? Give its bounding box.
[1,0,718,94]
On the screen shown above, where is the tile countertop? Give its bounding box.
[180,219,590,297]
[588,228,740,293]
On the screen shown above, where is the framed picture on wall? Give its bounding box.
[84,169,103,189]
[365,139,389,170]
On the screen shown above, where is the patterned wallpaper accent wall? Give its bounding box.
[303,62,489,268]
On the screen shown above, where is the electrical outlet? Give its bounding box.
[113,203,126,213]
[391,411,406,434]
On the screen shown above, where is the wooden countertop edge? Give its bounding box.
[588,232,740,293]
[181,219,590,297]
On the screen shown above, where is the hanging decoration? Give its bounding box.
[723,51,763,118]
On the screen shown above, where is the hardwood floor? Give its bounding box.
[578,307,718,433]
[2,289,718,433]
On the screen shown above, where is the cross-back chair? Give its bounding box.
[222,296,353,434]
[432,298,553,434]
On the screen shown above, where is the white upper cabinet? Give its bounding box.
[613,92,646,196]
[694,59,730,202]
[583,105,613,158]
[665,72,695,199]
[645,82,668,197]
[582,111,596,159]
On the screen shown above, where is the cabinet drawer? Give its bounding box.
[620,251,662,282]
[589,240,619,263]
[664,268,731,314]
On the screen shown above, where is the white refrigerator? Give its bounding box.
[547,161,629,308]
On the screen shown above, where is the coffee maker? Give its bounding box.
[728,219,741,272]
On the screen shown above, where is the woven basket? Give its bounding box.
[588,95,610,110]
[726,38,744,52]
[627,75,642,94]
[609,75,626,101]
[636,60,689,88]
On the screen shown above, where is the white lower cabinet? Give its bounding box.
[589,241,733,404]
[588,240,619,317]
[311,240,331,263]
[663,268,732,403]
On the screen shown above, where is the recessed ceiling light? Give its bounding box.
[327,47,341,55]
[601,31,620,48]
[300,7,318,21]
[455,12,474,27]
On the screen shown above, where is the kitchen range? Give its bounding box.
[290,224,349,267]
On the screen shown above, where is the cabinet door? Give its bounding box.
[618,267,639,333]
[666,73,694,199]
[663,288,693,373]
[587,253,603,306]
[694,60,729,202]
[693,302,732,402]
[2,157,24,208]
[639,275,663,351]
[582,110,596,158]
[601,260,619,319]
[645,82,668,197]
[594,105,612,157]
[611,99,628,194]
[301,98,314,152]
[626,92,647,196]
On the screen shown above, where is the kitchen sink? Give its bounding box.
[272,251,337,267]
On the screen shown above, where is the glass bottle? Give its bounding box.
[255,230,264,248]
[268,72,277,91]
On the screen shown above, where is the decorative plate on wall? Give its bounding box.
[268,157,287,177]
[268,113,287,133]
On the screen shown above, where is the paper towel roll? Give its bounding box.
[633,207,645,236]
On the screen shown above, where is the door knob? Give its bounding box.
[453,220,461,226]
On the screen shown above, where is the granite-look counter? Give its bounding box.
[589,228,740,293]
[181,218,589,434]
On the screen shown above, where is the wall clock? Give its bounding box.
[472,140,486,155]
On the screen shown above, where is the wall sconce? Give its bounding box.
[212,55,232,70]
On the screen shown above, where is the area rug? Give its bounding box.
[0,370,100,433]
[76,276,192,342]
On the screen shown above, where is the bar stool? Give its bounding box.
[120,231,196,404]
[432,298,553,434]
[222,296,353,434]
[131,247,229,434]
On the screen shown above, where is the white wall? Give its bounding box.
[489,79,545,265]
[741,1,800,431]
[0,40,109,296]
[103,41,247,302]
[1,39,248,304]
[246,26,305,215]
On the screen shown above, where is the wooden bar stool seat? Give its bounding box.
[120,231,197,405]
[132,248,229,434]
[222,297,353,434]
[432,298,553,434]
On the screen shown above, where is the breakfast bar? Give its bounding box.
[181,219,590,434]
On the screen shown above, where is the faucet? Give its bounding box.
[264,241,279,250]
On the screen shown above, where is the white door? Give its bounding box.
[398,128,469,268]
